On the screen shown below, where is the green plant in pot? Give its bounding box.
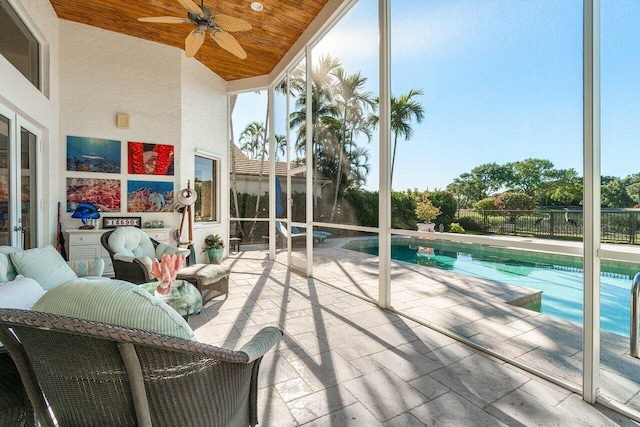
[202,234,224,264]
[415,200,441,232]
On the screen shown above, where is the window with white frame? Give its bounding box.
[194,155,218,222]
[0,0,40,89]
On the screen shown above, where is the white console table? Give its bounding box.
[64,228,172,277]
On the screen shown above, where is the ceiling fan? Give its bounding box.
[138,0,252,59]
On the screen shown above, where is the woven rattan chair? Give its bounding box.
[101,227,190,284]
[0,351,35,427]
[0,308,283,427]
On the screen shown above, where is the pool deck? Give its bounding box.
[188,245,640,425]
[275,235,640,415]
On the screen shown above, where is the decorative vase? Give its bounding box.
[207,248,223,264]
[417,222,435,232]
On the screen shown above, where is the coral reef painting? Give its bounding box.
[128,142,174,176]
[67,178,121,212]
[127,180,174,213]
[67,136,121,173]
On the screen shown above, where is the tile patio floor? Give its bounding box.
[188,248,639,426]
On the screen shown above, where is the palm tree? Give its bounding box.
[371,88,424,185]
[329,68,376,220]
[274,134,287,161]
[289,55,340,163]
[239,121,266,159]
[239,121,268,239]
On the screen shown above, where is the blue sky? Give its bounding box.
[233,0,640,192]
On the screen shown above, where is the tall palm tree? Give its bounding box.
[239,121,268,239]
[239,121,266,159]
[372,88,424,185]
[274,134,287,161]
[330,68,376,220]
[289,55,340,162]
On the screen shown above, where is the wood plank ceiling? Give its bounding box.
[49,0,329,81]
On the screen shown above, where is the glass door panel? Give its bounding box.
[20,126,37,249]
[0,114,9,246]
[0,104,40,249]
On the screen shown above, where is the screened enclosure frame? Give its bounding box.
[227,0,640,421]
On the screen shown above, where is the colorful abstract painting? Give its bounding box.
[67,136,121,173]
[127,180,174,213]
[128,142,175,176]
[66,178,121,212]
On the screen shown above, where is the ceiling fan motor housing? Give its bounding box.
[188,7,214,30]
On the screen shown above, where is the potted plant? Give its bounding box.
[415,200,441,232]
[202,234,224,264]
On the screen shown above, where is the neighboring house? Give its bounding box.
[229,143,330,197]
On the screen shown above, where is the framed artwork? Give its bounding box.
[67,136,121,173]
[102,216,141,228]
[127,180,174,213]
[66,178,121,212]
[128,141,174,176]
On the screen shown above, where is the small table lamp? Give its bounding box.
[72,202,100,229]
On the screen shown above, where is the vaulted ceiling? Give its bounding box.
[49,0,330,81]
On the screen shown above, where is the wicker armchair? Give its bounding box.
[0,308,283,427]
[0,351,35,427]
[101,227,190,284]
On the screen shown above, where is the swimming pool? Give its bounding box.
[344,239,636,337]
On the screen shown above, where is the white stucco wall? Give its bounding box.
[58,21,229,255]
[58,20,182,232]
[179,55,228,261]
[0,0,59,246]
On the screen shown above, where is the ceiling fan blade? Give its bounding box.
[176,0,202,15]
[185,29,205,57]
[138,16,190,24]
[211,30,247,59]
[214,14,252,32]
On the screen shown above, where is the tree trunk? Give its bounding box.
[229,95,242,238]
[248,99,270,240]
[390,133,399,187]
[331,108,348,222]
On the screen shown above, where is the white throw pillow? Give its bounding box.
[0,275,46,310]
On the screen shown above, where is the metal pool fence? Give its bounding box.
[457,208,640,244]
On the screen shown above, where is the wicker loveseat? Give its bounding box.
[0,308,283,427]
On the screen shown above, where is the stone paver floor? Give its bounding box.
[188,252,639,426]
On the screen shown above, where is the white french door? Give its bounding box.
[0,103,41,249]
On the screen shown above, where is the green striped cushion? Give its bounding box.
[32,279,194,340]
[0,253,9,283]
[66,259,105,277]
[0,246,21,282]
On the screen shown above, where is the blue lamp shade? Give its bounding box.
[72,202,100,229]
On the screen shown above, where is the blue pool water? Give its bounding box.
[347,241,634,337]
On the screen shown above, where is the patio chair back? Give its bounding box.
[0,308,282,427]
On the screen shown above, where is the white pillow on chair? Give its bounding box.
[0,275,46,310]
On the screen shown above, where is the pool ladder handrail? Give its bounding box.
[631,272,640,358]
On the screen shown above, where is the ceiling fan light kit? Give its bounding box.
[138,0,252,59]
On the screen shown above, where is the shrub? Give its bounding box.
[473,197,499,213]
[457,216,483,232]
[415,200,441,223]
[449,223,465,233]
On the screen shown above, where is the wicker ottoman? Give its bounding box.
[177,264,230,303]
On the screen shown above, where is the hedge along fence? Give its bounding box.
[229,189,458,241]
[459,208,640,244]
